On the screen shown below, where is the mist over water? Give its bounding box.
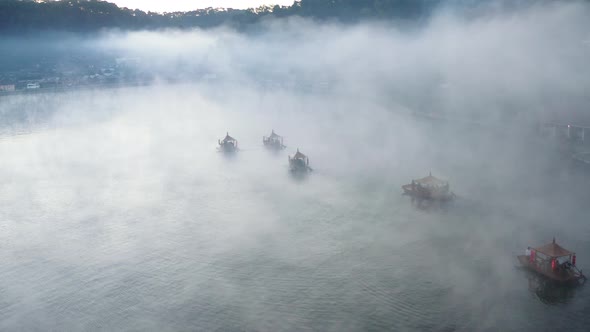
[2,1,590,331]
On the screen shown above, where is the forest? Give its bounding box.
[0,0,502,32]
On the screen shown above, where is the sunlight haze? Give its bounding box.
[2,0,590,330]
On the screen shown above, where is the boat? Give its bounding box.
[517,238,585,284]
[402,172,455,202]
[289,149,311,172]
[263,130,286,150]
[218,132,238,152]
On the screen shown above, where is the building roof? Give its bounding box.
[534,238,574,258]
[415,173,447,185]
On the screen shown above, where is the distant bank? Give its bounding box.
[0,81,152,98]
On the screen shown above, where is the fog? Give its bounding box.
[1,1,590,331]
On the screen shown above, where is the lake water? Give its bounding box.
[0,85,589,331]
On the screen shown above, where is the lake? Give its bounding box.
[0,84,589,331]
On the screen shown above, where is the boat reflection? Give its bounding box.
[289,167,309,182]
[526,272,577,305]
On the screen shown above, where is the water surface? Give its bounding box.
[0,85,589,331]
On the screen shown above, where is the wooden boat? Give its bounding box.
[517,238,585,284]
[289,149,311,172]
[263,130,286,150]
[402,172,455,202]
[218,132,238,152]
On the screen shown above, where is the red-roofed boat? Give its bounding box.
[518,238,586,284]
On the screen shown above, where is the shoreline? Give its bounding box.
[0,81,153,98]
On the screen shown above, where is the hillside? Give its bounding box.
[0,0,450,32]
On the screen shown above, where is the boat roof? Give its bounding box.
[268,130,281,139]
[415,173,447,185]
[293,149,307,159]
[534,238,574,257]
[221,132,236,142]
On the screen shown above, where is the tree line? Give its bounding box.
[1,0,573,33]
[0,0,447,32]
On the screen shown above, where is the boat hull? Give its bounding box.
[517,255,585,284]
[219,143,237,152]
[289,164,310,173]
[289,158,310,172]
[264,141,285,150]
[401,184,455,201]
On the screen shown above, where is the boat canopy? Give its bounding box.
[221,132,237,143]
[534,238,574,258]
[293,149,307,159]
[268,130,281,139]
[414,173,447,186]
